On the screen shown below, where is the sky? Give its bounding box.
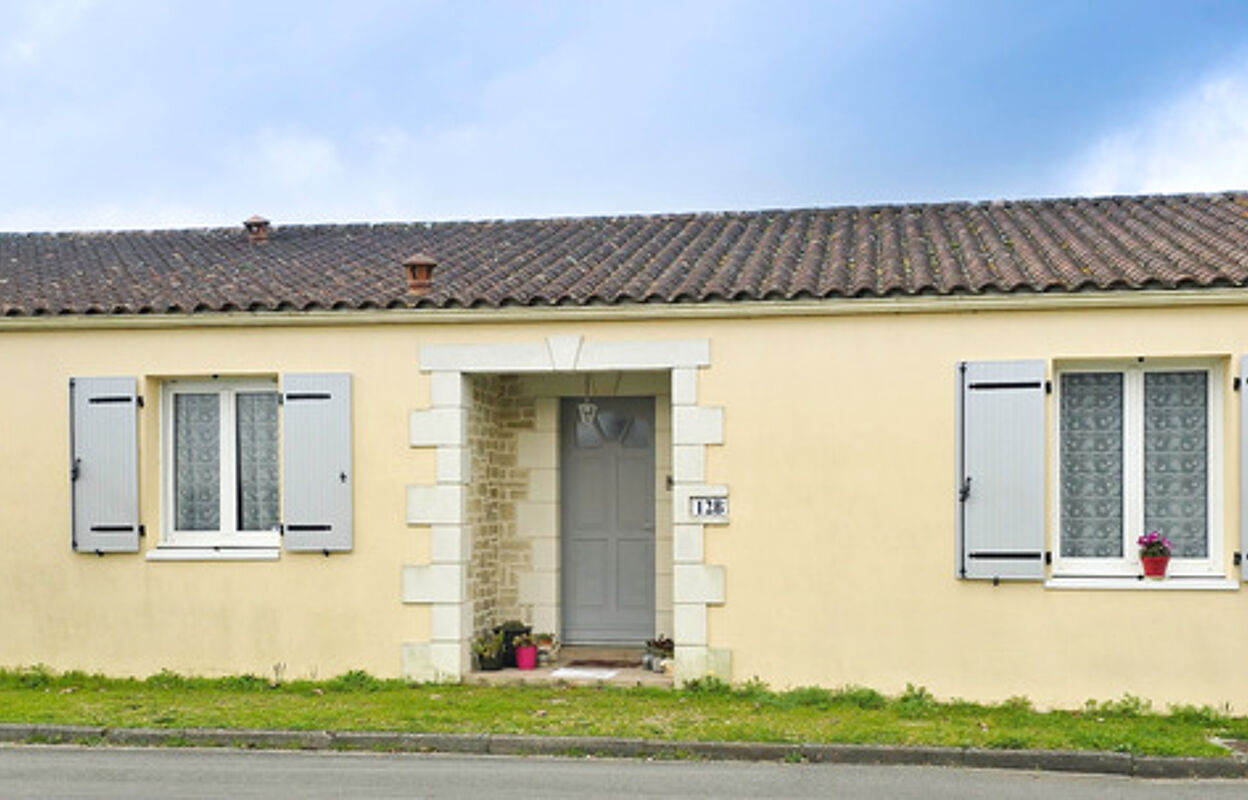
[3,0,1248,232]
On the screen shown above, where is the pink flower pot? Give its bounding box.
[515,645,538,670]
[1141,555,1170,578]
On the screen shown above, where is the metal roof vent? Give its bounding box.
[403,253,437,295]
[243,215,270,243]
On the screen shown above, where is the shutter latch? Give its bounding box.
[1235,551,1242,567]
[958,476,972,502]
[70,457,80,482]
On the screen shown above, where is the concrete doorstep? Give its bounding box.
[0,723,1244,779]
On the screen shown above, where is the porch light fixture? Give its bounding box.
[575,374,602,447]
[577,399,598,427]
[578,374,598,427]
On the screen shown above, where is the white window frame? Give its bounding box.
[1051,358,1223,578]
[160,377,281,549]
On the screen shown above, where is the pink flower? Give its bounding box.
[1138,530,1172,557]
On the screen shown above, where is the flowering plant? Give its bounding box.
[1137,531,1172,558]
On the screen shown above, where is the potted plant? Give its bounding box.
[494,620,531,667]
[1138,530,1172,578]
[472,629,505,671]
[533,632,559,665]
[512,632,538,671]
[643,634,674,671]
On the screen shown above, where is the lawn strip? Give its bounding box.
[0,669,1234,758]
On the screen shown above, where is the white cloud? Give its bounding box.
[2,0,97,66]
[252,129,344,188]
[1068,59,1248,196]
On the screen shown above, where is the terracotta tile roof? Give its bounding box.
[3,192,1248,317]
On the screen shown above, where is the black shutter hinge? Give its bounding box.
[70,457,80,481]
[958,476,972,502]
[1045,380,1052,394]
[278,523,285,537]
[1235,377,1242,392]
[1235,551,1242,567]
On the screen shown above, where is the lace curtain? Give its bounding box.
[175,393,221,531]
[1061,370,1208,560]
[1143,372,1207,557]
[175,391,280,532]
[236,392,280,531]
[1060,373,1124,557]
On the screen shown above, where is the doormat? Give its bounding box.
[565,659,641,668]
[550,667,618,680]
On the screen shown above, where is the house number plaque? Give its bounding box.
[689,496,728,520]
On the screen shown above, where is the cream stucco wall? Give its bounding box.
[1,324,435,679]
[5,299,1248,709]
[695,303,1248,710]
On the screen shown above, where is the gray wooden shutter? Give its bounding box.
[1241,356,1248,582]
[70,377,140,553]
[282,373,352,552]
[955,360,1046,581]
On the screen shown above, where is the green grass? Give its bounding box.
[0,666,1240,758]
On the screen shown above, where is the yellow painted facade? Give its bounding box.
[4,296,1248,709]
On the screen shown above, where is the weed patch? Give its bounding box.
[896,684,936,718]
[324,670,400,693]
[833,685,887,710]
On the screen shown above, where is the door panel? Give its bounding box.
[568,539,609,608]
[616,539,654,610]
[616,457,651,531]
[567,455,609,528]
[561,396,656,643]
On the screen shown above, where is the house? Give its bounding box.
[5,193,1248,709]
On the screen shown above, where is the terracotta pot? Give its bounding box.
[515,645,538,670]
[1141,555,1170,578]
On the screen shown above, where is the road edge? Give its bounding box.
[0,723,1243,779]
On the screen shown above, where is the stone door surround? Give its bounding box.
[401,335,729,682]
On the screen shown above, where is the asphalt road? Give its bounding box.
[1,746,1246,799]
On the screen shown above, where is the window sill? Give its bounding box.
[1045,575,1237,591]
[145,548,280,562]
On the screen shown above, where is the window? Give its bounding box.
[71,372,351,557]
[1054,361,1222,577]
[162,378,281,548]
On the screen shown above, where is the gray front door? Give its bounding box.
[560,396,655,644]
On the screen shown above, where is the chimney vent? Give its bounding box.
[403,253,437,295]
[243,215,270,243]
